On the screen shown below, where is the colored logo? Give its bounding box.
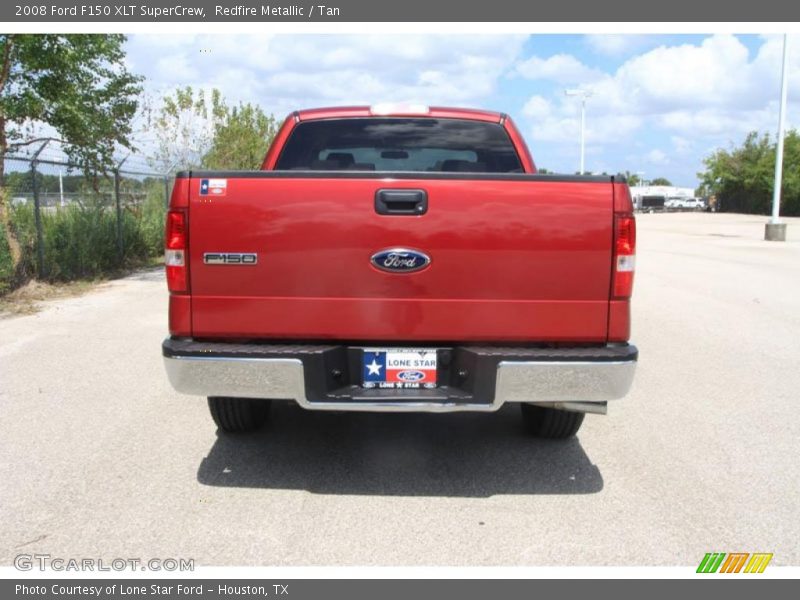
[397,370,426,382]
[370,248,431,273]
[696,552,773,573]
[362,349,437,388]
[199,178,227,196]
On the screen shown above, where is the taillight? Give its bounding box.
[165,209,188,293]
[613,214,636,299]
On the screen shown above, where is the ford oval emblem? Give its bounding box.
[397,370,426,382]
[370,248,431,273]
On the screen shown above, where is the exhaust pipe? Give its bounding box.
[557,401,607,415]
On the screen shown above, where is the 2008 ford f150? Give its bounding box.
[162,104,637,439]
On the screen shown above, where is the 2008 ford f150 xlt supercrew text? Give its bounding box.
[162,105,637,439]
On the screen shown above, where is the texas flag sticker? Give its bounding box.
[200,178,227,196]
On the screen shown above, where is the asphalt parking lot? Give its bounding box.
[1,212,799,567]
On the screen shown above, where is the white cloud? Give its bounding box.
[515,53,605,85]
[584,35,659,57]
[522,96,552,120]
[127,34,528,119]
[153,54,199,84]
[656,107,778,137]
[123,33,800,186]
[670,135,692,153]
[527,112,641,144]
[598,35,756,114]
[645,149,669,165]
[607,35,796,129]
[522,35,800,153]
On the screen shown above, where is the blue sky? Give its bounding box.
[124,34,799,187]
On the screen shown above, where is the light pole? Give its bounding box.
[58,169,64,207]
[766,34,790,242]
[565,89,593,174]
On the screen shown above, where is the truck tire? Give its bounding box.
[208,397,271,433]
[520,404,585,439]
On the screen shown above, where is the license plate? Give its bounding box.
[362,348,438,389]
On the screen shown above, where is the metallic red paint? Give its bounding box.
[169,295,192,337]
[261,113,298,171]
[607,300,631,342]
[502,115,536,173]
[295,105,505,123]
[185,176,615,342]
[168,107,634,343]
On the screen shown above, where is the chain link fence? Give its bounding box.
[1,140,171,293]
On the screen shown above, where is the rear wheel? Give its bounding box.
[208,397,271,433]
[520,404,585,439]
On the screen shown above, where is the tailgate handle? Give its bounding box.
[375,189,428,215]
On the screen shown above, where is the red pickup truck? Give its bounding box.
[162,105,637,439]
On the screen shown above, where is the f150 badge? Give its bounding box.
[370,248,431,273]
[203,253,257,265]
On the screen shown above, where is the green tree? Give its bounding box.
[145,88,279,172]
[698,130,800,215]
[622,171,641,186]
[649,177,673,186]
[143,86,227,174]
[202,103,279,170]
[0,34,142,271]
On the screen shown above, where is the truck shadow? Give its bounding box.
[196,402,603,497]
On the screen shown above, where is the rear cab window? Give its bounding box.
[275,117,523,173]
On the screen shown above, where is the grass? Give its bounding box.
[0,180,166,298]
[0,224,14,296]
[0,279,98,316]
[0,255,164,317]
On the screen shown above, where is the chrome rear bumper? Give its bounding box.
[163,339,637,414]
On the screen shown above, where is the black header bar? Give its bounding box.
[3,0,800,22]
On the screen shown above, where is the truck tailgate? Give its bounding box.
[185,173,614,342]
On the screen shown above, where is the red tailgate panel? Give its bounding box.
[188,176,613,342]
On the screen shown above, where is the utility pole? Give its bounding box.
[114,155,129,262]
[766,34,790,242]
[565,89,593,175]
[30,140,50,278]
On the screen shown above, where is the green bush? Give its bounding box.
[0,187,166,293]
[139,181,167,255]
[9,203,38,281]
[0,226,13,295]
[699,130,800,216]
[42,200,118,280]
